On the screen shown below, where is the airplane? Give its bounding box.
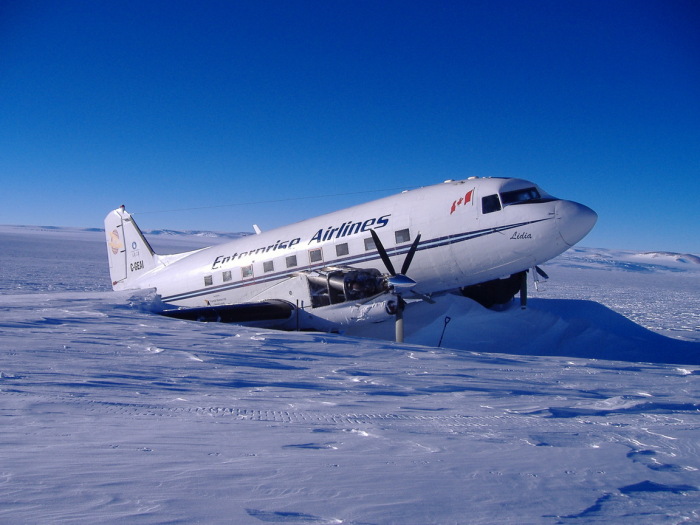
[104,177,597,341]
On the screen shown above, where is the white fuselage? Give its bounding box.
[109,177,596,330]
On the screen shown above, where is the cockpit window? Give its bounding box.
[482,194,502,214]
[500,187,549,205]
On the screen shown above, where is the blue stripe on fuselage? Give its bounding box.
[161,218,549,303]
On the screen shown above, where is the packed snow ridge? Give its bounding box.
[638,252,700,265]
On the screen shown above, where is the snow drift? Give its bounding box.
[0,225,698,524]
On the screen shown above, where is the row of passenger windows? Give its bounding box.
[203,228,412,286]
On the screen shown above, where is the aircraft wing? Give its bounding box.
[161,300,295,324]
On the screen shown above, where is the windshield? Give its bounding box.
[500,187,554,205]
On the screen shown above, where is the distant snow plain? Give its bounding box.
[1,225,698,524]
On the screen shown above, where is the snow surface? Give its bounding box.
[1,225,699,524]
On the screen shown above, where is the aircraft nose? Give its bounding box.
[555,200,598,246]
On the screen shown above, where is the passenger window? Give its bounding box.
[336,243,349,257]
[204,275,213,286]
[263,261,274,273]
[309,248,323,263]
[482,195,502,214]
[222,270,232,282]
[286,255,297,268]
[395,229,411,244]
[241,265,253,278]
[364,237,376,251]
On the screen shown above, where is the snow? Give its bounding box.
[1,226,699,524]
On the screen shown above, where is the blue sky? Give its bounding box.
[1,1,698,253]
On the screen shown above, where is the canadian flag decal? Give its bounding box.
[450,189,474,214]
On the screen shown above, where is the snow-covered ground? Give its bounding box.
[1,225,699,524]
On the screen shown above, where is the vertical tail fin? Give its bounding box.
[104,206,159,290]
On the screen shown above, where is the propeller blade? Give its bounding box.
[535,266,549,279]
[400,233,422,275]
[370,229,396,276]
[395,296,406,343]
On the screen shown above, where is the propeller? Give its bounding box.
[533,265,549,291]
[369,229,422,343]
[535,266,549,279]
[521,266,550,308]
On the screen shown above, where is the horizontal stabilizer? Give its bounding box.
[161,300,295,323]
